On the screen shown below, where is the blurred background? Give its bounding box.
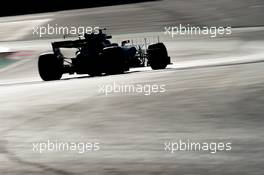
[0,0,264,175]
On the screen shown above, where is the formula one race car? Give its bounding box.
[38,29,170,81]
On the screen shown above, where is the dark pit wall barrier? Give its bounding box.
[0,0,158,17]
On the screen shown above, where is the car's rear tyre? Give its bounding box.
[38,53,63,81]
[147,43,170,70]
[102,46,126,75]
[75,54,102,77]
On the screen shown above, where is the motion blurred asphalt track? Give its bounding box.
[0,0,264,174]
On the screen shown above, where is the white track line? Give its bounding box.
[168,53,264,69]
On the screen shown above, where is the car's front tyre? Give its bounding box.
[147,43,170,70]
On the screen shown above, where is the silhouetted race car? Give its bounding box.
[38,29,171,81]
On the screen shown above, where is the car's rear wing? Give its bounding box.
[52,33,112,49]
[52,39,88,49]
